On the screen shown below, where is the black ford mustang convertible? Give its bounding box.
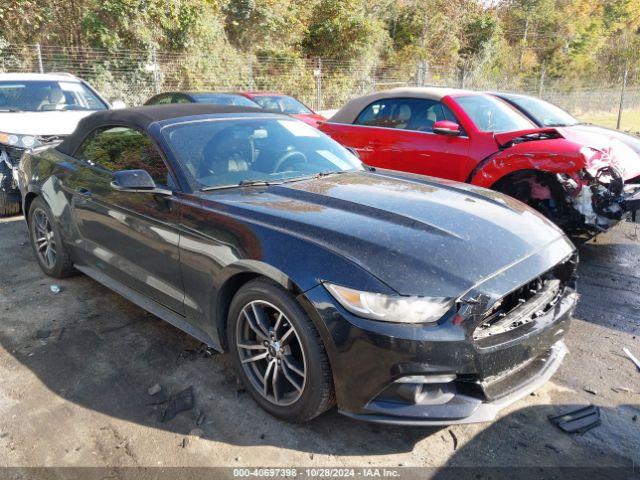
[19,104,578,425]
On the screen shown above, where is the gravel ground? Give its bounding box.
[0,215,638,475]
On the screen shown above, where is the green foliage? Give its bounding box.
[0,0,638,97]
[303,0,388,63]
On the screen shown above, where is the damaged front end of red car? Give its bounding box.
[549,146,640,236]
[476,130,640,239]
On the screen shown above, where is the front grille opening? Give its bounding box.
[1,145,25,167]
[471,255,577,344]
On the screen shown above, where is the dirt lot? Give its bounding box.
[0,215,639,475]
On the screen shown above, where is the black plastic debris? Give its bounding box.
[548,405,601,434]
[448,430,458,450]
[161,386,194,423]
[178,344,216,362]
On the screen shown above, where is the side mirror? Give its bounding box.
[111,100,127,109]
[433,120,461,136]
[111,170,171,195]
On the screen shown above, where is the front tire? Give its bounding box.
[28,197,75,278]
[227,279,335,423]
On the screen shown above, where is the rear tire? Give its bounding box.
[227,279,335,423]
[28,197,75,278]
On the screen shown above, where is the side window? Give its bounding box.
[442,104,458,123]
[354,98,439,132]
[424,102,460,127]
[172,95,192,104]
[151,94,173,105]
[76,126,170,185]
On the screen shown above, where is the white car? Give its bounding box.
[0,73,112,215]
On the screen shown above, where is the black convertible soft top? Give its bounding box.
[57,103,268,156]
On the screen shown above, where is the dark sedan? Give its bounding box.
[493,92,640,177]
[19,104,578,425]
[144,91,261,108]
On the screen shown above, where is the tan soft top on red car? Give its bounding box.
[327,87,475,124]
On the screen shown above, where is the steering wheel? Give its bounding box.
[273,150,307,173]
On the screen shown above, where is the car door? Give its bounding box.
[350,97,471,181]
[65,125,185,314]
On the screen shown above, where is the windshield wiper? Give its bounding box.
[238,179,274,186]
[200,172,354,192]
[544,123,569,127]
[314,170,350,178]
[0,107,23,112]
[200,179,276,192]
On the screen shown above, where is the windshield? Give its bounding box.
[191,93,261,108]
[501,94,579,127]
[162,117,363,189]
[455,94,534,133]
[0,80,108,112]
[252,95,313,115]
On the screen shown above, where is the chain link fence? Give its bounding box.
[1,43,638,132]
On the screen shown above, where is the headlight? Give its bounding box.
[20,135,36,148]
[325,283,453,324]
[0,132,41,149]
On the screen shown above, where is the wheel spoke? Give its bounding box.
[237,343,267,351]
[283,355,304,377]
[272,364,280,403]
[251,303,271,336]
[241,351,268,364]
[36,239,47,251]
[280,327,294,345]
[263,360,276,396]
[273,313,284,333]
[280,360,303,392]
[243,309,268,341]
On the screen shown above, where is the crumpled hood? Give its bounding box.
[557,126,640,180]
[493,127,562,147]
[0,111,94,136]
[200,171,572,297]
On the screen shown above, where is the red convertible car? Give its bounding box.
[320,88,640,236]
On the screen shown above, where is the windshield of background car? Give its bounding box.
[252,95,313,114]
[503,95,580,127]
[191,93,261,107]
[455,94,535,133]
[162,117,363,189]
[0,80,108,112]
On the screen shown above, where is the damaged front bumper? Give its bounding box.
[302,246,578,426]
[342,341,568,426]
[0,144,23,191]
[563,166,640,232]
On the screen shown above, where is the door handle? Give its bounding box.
[76,187,92,197]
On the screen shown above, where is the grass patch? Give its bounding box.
[575,110,640,134]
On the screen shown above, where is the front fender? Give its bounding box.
[202,225,396,350]
[468,140,591,188]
